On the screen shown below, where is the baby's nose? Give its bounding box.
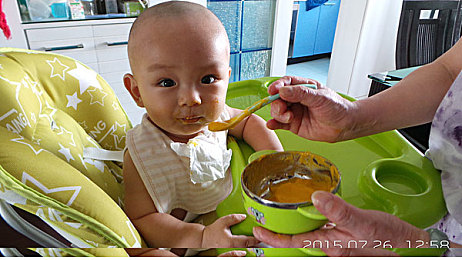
[178,86,201,106]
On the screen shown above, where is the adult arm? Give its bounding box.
[350,38,462,139]
[267,39,462,142]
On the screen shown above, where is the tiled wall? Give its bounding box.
[208,0,276,82]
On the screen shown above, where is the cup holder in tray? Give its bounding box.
[360,160,430,197]
[373,161,428,196]
[358,159,436,218]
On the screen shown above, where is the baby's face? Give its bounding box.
[130,17,230,141]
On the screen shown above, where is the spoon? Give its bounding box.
[208,93,280,131]
[208,83,317,132]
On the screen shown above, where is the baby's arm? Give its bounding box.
[123,151,203,247]
[123,151,258,248]
[125,248,178,257]
[227,105,283,151]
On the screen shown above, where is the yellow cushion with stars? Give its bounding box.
[0,48,144,254]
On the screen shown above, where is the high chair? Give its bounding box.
[0,48,141,256]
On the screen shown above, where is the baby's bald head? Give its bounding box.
[123,1,232,140]
[127,1,230,74]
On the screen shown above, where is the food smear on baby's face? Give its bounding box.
[261,174,332,204]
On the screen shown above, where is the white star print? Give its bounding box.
[58,143,74,162]
[67,62,102,94]
[84,158,106,173]
[0,76,32,131]
[47,58,69,80]
[97,121,125,145]
[87,87,108,106]
[112,101,119,111]
[22,172,81,206]
[78,152,106,173]
[11,136,44,155]
[66,92,82,110]
[23,75,40,98]
[78,120,89,130]
[26,75,43,97]
[39,100,59,130]
[111,122,127,150]
[78,154,88,170]
[56,126,76,147]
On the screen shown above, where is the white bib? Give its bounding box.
[170,129,232,184]
[126,113,233,214]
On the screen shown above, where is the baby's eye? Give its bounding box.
[201,75,216,84]
[158,79,176,87]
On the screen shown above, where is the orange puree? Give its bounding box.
[208,120,231,131]
[208,98,262,131]
[208,109,251,131]
[265,177,332,204]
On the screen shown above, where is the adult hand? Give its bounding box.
[267,76,357,142]
[252,191,430,257]
[217,250,247,257]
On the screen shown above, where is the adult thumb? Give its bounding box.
[279,85,317,106]
[311,191,364,229]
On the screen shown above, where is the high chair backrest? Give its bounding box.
[0,48,143,255]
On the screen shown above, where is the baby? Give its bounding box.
[122,1,283,256]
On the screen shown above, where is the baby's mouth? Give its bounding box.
[179,116,204,124]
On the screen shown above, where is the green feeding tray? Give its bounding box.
[216,77,447,257]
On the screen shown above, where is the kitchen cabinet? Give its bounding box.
[292,3,320,58]
[26,25,99,71]
[314,0,341,55]
[24,21,133,98]
[292,0,341,58]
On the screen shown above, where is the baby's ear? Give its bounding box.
[123,73,144,107]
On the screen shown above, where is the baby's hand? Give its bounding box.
[201,214,259,248]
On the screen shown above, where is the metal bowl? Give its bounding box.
[241,151,341,234]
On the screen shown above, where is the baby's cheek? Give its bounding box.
[206,98,225,119]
